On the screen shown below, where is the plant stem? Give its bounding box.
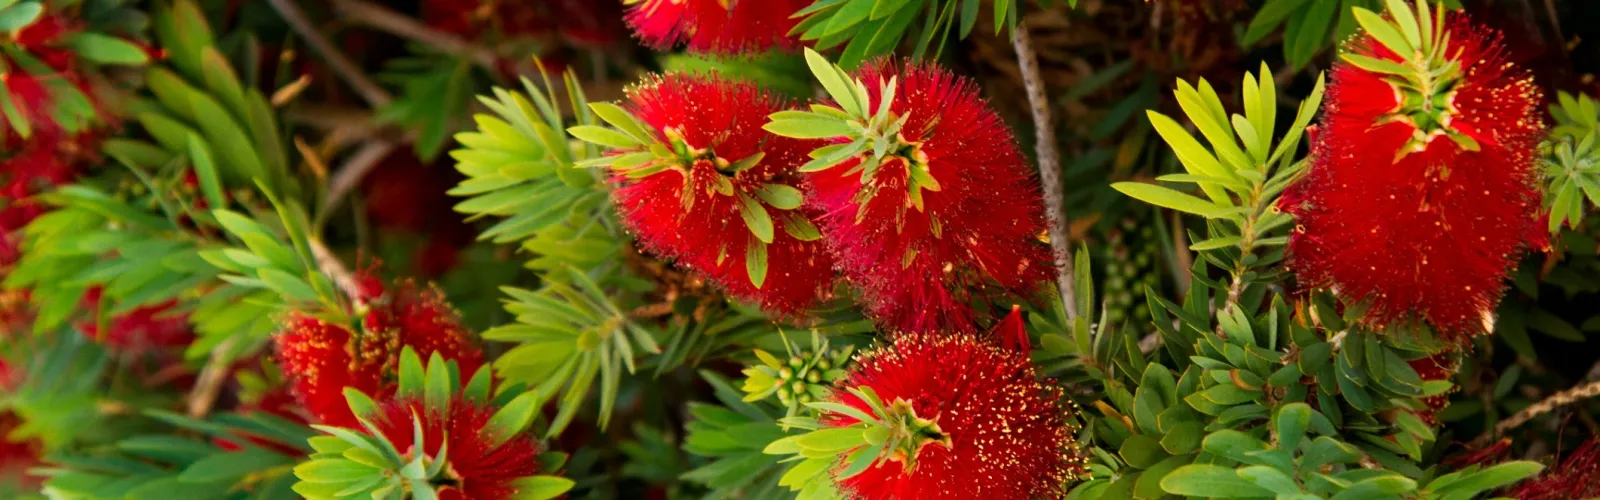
[1012,22,1079,321]
[268,0,392,108]
[1486,379,1600,442]
[330,0,500,70]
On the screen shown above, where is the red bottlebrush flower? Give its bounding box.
[0,412,42,490]
[1506,438,1600,500]
[369,397,543,500]
[625,0,805,54]
[1281,12,1544,338]
[806,61,1054,333]
[1407,354,1456,425]
[275,278,483,427]
[77,288,194,354]
[821,332,1082,499]
[610,74,835,314]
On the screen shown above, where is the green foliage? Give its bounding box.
[1114,64,1322,304]
[1544,92,1600,232]
[483,267,661,436]
[449,71,622,274]
[683,371,811,500]
[39,408,311,499]
[791,0,1020,68]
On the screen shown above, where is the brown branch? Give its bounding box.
[310,237,368,309]
[320,139,399,221]
[330,0,498,70]
[185,338,238,418]
[1484,379,1600,443]
[268,0,392,108]
[1013,22,1079,321]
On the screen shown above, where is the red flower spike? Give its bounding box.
[993,305,1030,356]
[369,398,544,500]
[823,332,1083,499]
[624,0,805,54]
[1506,438,1600,500]
[275,278,483,427]
[1406,354,1455,425]
[611,74,835,314]
[1281,12,1544,339]
[807,61,1054,333]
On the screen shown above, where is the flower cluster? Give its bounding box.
[624,0,805,54]
[819,328,1082,499]
[275,276,482,427]
[1282,9,1545,339]
[800,59,1054,333]
[602,74,836,314]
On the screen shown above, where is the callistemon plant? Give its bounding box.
[765,50,1054,333]
[570,73,836,314]
[623,0,804,54]
[1280,0,1545,338]
[276,274,484,428]
[292,348,573,500]
[765,310,1084,499]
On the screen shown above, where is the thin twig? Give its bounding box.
[1013,22,1079,321]
[1484,379,1600,443]
[269,0,392,108]
[320,139,399,219]
[310,237,367,309]
[186,337,238,418]
[331,0,499,70]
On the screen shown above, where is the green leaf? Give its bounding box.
[587,102,655,144]
[803,48,862,117]
[794,427,866,454]
[755,184,805,210]
[737,194,775,243]
[0,1,42,32]
[424,352,451,412]
[567,125,640,149]
[1161,464,1274,497]
[746,240,768,289]
[1275,403,1312,450]
[1432,461,1543,497]
[179,448,293,483]
[1112,182,1225,218]
[764,118,854,139]
[512,476,576,500]
[185,135,229,211]
[1353,7,1414,55]
[483,391,542,446]
[1118,434,1169,469]
[69,33,150,65]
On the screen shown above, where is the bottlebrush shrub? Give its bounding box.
[765,316,1084,499]
[623,0,804,54]
[291,348,573,500]
[766,49,1053,333]
[741,330,855,419]
[568,73,836,314]
[276,275,483,428]
[1279,0,1545,338]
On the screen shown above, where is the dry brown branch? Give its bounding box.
[1013,22,1079,321]
[268,0,392,107]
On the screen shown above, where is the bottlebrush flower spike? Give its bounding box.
[569,73,835,314]
[767,49,1054,332]
[623,0,804,54]
[767,331,1084,499]
[1280,0,1544,339]
[292,349,574,500]
[275,276,483,427]
[1505,437,1600,499]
